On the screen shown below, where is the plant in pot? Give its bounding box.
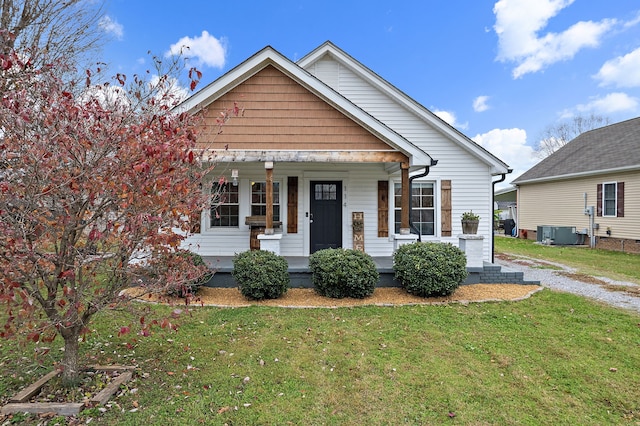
[461,211,480,234]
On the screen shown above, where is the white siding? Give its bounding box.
[306,58,495,259]
[518,171,640,240]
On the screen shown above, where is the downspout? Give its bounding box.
[492,168,513,262]
[409,159,439,242]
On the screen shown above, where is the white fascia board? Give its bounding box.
[513,164,640,186]
[299,43,510,175]
[175,46,432,167]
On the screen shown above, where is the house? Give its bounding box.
[494,187,517,235]
[178,41,511,262]
[512,117,640,253]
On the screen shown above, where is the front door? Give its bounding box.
[310,181,342,253]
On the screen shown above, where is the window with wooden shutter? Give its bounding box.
[377,181,388,237]
[598,181,625,217]
[441,180,452,237]
[287,176,298,233]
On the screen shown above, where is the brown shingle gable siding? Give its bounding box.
[196,65,395,152]
[514,117,640,183]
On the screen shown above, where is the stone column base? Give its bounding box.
[257,233,283,255]
[458,234,484,269]
[393,233,419,251]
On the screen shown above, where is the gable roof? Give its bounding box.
[176,44,432,167]
[513,116,640,184]
[297,41,510,175]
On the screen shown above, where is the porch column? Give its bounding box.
[400,163,410,235]
[265,161,274,235]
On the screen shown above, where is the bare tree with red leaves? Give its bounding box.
[0,35,224,384]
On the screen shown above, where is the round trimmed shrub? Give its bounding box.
[393,242,468,297]
[309,248,379,299]
[166,250,213,298]
[232,250,290,300]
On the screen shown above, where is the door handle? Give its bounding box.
[309,213,314,224]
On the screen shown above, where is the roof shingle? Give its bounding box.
[513,116,640,184]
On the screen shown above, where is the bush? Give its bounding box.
[166,250,213,298]
[309,248,379,299]
[232,250,290,300]
[393,242,468,297]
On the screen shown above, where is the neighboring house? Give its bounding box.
[494,187,517,235]
[178,41,510,261]
[512,117,640,253]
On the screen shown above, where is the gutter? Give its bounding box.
[492,169,513,262]
[409,159,439,241]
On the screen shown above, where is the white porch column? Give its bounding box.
[458,234,484,269]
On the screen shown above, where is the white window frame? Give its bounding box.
[210,181,240,228]
[603,181,617,217]
[393,180,436,236]
[250,181,281,221]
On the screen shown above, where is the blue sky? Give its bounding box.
[100,0,640,185]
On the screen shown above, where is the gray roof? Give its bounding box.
[513,116,640,184]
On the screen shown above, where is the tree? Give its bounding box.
[535,113,610,158]
[0,40,225,385]
[0,0,106,67]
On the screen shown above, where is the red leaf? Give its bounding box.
[190,80,197,91]
[118,326,131,337]
[58,270,75,280]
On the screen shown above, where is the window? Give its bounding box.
[251,181,280,221]
[394,182,435,235]
[314,183,337,200]
[603,182,617,216]
[211,182,239,227]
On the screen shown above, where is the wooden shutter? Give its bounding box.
[377,181,388,237]
[596,183,602,217]
[441,180,452,237]
[287,176,298,233]
[617,181,624,217]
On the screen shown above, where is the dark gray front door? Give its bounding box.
[310,181,342,253]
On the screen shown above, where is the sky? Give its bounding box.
[99,0,640,187]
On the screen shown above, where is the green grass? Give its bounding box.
[495,236,640,284]
[2,291,640,425]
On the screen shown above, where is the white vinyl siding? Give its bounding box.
[306,57,494,257]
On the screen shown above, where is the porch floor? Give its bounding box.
[202,256,538,288]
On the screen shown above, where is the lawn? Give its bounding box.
[495,235,640,284]
[2,288,640,425]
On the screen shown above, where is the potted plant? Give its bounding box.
[461,211,480,234]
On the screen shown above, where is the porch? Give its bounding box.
[201,256,538,288]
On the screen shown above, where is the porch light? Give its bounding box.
[231,169,239,186]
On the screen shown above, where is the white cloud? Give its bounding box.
[594,47,640,88]
[167,31,227,69]
[493,0,616,78]
[149,75,190,106]
[99,16,124,40]
[473,96,490,112]
[565,92,639,117]
[472,128,537,182]
[433,109,468,130]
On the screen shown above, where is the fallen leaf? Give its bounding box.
[218,406,231,414]
[609,367,618,372]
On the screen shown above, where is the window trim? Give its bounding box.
[602,181,617,217]
[210,181,240,228]
[250,180,281,221]
[392,180,436,236]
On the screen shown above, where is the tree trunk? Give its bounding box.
[61,332,81,386]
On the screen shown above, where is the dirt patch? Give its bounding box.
[129,284,543,308]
